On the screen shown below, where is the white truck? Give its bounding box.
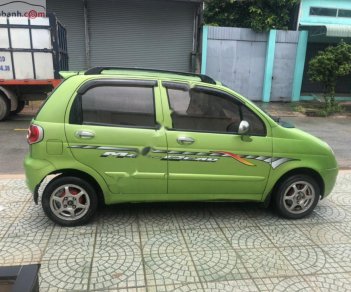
[0,14,67,120]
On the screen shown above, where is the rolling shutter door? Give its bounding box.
[47,0,86,70]
[87,0,196,71]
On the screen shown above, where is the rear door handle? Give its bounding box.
[75,130,95,139]
[177,137,195,145]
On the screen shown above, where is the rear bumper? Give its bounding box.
[321,167,339,198]
[24,154,55,194]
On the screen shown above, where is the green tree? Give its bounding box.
[308,41,351,114]
[203,0,251,28]
[249,0,298,31]
[204,0,298,32]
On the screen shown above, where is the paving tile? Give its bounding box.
[147,283,203,292]
[144,250,199,286]
[298,224,351,245]
[181,228,231,251]
[1,174,351,292]
[0,179,31,203]
[141,222,199,286]
[314,201,350,222]
[148,280,259,292]
[138,204,179,232]
[0,216,15,238]
[173,204,219,230]
[114,288,147,292]
[96,205,139,234]
[237,248,298,278]
[189,247,249,281]
[260,225,315,247]
[333,173,351,193]
[0,234,48,266]
[328,192,351,206]
[20,200,46,217]
[0,201,26,218]
[222,226,274,249]
[51,221,97,236]
[321,244,351,272]
[141,229,187,255]
[279,245,344,275]
[304,273,351,291]
[89,252,144,290]
[168,229,241,282]
[5,214,54,237]
[42,233,95,261]
[210,204,257,228]
[39,258,91,291]
[244,206,324,225]
[254,277,314,292]
[334,222,351,236]
[94,232,141,257]
[201,280,259,292]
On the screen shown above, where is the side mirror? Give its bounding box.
[238,120,250,135]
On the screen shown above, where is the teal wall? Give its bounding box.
[201,26,208,74]
[291,31,309,102]
[262,30,277,102]
[300,0,351,25]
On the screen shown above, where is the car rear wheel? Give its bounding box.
[42,176,98,226]
[274,174,320,219]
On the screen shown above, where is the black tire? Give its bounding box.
[42,176,98,226]
[0,93,10,121]
[274,174,320,219]
[11,100,25,115]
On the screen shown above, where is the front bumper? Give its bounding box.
[321,167,339,198]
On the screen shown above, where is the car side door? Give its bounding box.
[64,79,167,196]
[160,82,273,200]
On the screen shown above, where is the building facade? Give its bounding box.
[47,0,203,72]
[296,0,351,100]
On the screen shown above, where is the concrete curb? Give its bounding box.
[0,174,25,179]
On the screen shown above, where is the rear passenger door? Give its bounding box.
[65,79,167,195]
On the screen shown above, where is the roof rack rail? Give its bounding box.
[84,67,216,85]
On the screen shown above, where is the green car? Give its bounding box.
[24,67,338,226]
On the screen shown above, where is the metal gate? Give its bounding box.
[206,27,267,101]
[47,0,198,71]
[270,31,299,101]
[87,0,196,71]
[47,0,86,70]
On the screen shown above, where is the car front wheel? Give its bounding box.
[274,174,320,219]
[42,176,98,226]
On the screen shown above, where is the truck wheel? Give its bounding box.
[11,100,25,115]
[0,93,10,121]
[274,175,320,219]
[42,176,98,226]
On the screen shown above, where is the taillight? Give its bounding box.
[27,124,44,145]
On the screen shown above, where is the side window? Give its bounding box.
[166,86,266,136]
[167,87,241,133]
[241,105,266,136]
[72,85,156,128]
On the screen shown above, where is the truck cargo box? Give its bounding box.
[0,14,68,80]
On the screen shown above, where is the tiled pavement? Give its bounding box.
[0,172,351,291]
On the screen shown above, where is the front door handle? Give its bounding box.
[75,130,95,139]
[177,136,195,145]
